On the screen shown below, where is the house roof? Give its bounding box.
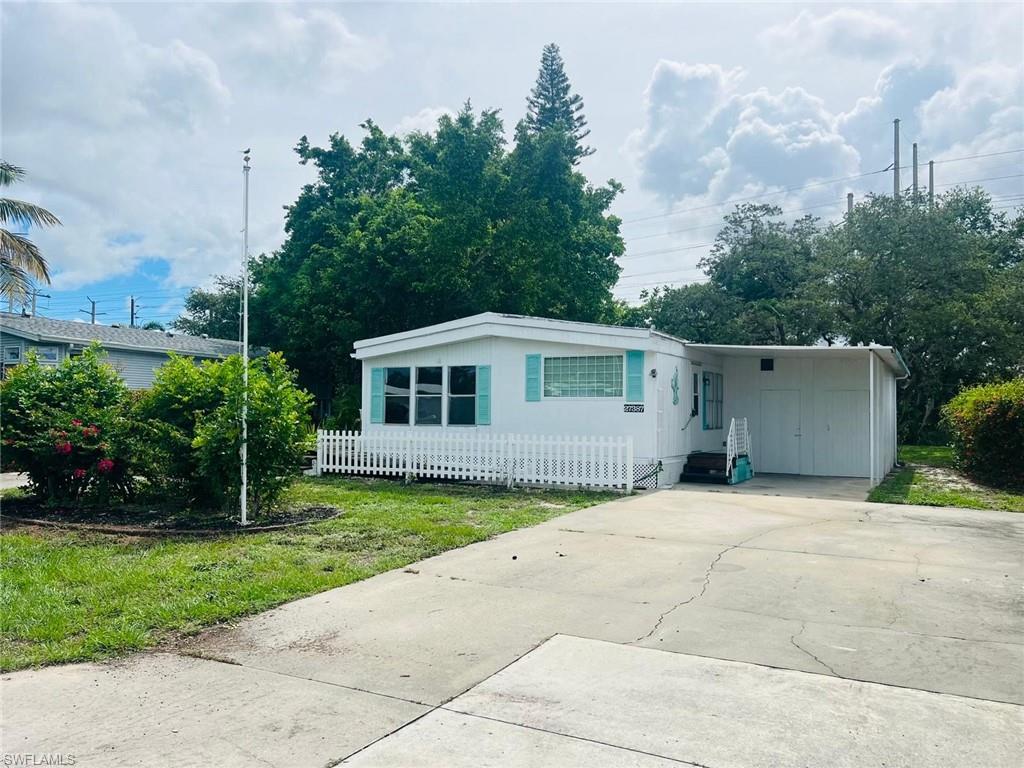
[0,312,239,358]
[352,312,910,377]
[352,312,686,359]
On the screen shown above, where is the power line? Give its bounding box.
[615,149,1024,225]
[620,171,1024,248]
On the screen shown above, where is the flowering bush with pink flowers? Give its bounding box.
[0,345,153,504]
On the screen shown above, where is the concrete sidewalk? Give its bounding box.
[3,489,1022,766]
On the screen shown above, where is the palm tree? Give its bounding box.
[1,161,60,303]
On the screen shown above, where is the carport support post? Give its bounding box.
[868,351,876,487]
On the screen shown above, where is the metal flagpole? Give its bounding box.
[240,150,251,526]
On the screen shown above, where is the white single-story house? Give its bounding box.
[0,312,239,389]
[352,313,910,488]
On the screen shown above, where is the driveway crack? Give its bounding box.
[631,519,836,644]
[632,544,735,643]
[789,621,840,677]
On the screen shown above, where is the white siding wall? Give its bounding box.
[872,351,898,483]
[723,352,898,479]
[361,337,660,462]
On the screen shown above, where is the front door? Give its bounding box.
[759,390,801,474]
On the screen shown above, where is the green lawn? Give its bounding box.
[869,445,1023,513]
[0,477,610,672]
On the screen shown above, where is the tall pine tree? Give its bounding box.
[525,43,594,164]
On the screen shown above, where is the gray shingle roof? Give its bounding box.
[0,312,240,358]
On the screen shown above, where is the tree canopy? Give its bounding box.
[170,274,240,338]
[1,161,59,302]
[241,95,622,417]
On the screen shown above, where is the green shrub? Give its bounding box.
[942,378,1024,488]
[136,353,313,514]
[0,346,155,503]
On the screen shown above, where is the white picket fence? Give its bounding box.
[315,430,634,491]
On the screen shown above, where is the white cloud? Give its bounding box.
[760,9,908,59]
[618,49,1024,301]
[627,62,858,203]
[392,106,456,136]
[1,2,386,291]
[223,4,388,91]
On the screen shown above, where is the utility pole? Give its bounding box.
[912,142,919,201]
[240,150,251,527]
[29,288,50,317]
[847,192,854,215]
[79,297,107,325]
[130,296,138,328]
[893,118,901,199]
[928,160,935,208]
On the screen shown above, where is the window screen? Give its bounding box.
[448,366,476,425]
[415,367,442,425]
[384,367,411,424]
[702,371,723,430]
[543,355,623,398]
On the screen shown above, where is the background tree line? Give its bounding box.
[173,45,1022,443]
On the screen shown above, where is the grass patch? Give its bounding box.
[0,477,610,671]
[898,444,955,468]
[870,444,1023,513]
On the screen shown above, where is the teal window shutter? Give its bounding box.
[370,367,384,424]
[476,365,491,424]
[525,354,541,401]
[625,350,644,402]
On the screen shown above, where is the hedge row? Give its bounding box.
[942,377,1024,489]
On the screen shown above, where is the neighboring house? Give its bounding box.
[352,313,910,487]
[0,312,239,389]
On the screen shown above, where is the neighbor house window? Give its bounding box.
[415,367,442,425]
[760,358,774,372]
[4,346,21,364]
[33,346,59,363]
[691,372,700,416]
[448,366,477,425]
[702,371,723,430]
[384,367,411,424]
[543,355,623,398]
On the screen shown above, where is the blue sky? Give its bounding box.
[3,1,1022,327]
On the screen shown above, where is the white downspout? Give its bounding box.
[868,350,876,487]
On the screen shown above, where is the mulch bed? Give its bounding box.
[0,497,342,536]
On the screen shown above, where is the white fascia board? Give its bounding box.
[353,315,672,360]
[685,343,909,377]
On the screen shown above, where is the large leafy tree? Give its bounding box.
[246,103,623,420]
[170,274,241,338]
[524,43,594,165]
[0,161,59,302]
[635,204,832,346]
[816,189,1023,441]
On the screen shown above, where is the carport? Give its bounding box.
[689,344,910,486]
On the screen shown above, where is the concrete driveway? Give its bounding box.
[3,489,1022,766]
